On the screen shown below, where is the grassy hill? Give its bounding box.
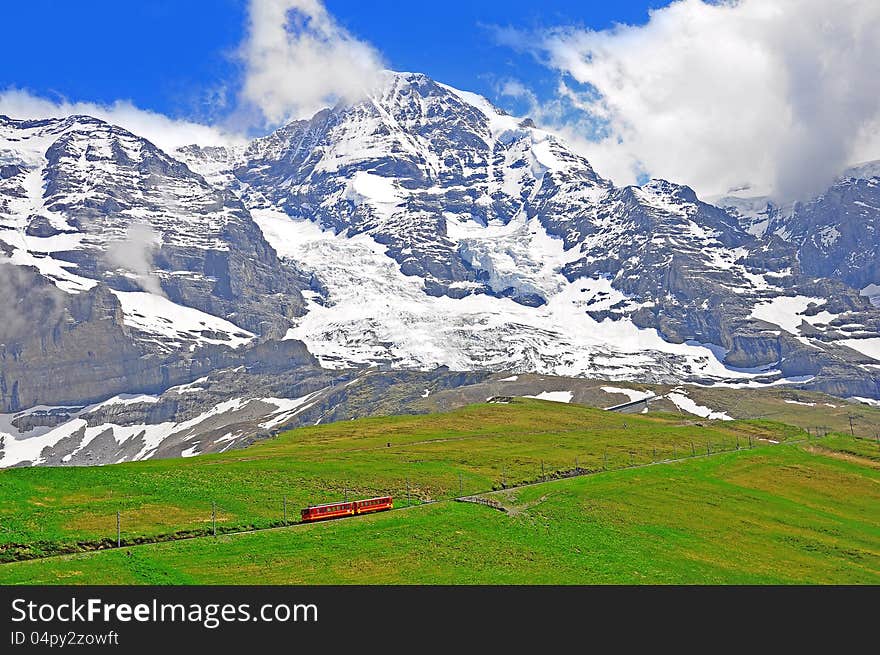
[0,399,803,561]
[2,438,877,584]
[422,374,880,437]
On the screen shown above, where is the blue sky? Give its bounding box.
[1,0,666,124]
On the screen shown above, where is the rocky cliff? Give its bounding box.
[3,71,880,466]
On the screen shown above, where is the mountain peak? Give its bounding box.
[4,67,880,468]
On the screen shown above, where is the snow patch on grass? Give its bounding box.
[524,391,573,403]
[601,387,655,403]
[851,396,880,408]
[667,390,732,420]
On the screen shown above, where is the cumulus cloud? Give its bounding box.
[105,223,165,297]
[1,1,386,146]
[497,0,880,202]
[0,89,245,152]
[497,78,647,185]
[239,0,385,125]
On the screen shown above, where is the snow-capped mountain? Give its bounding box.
[181,72,880,394]
[0,114,308,336]
[3,70,880,466]
[0,113,317,417]
[716,160,880,294]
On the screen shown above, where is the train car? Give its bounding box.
[352,496,393,515]
[300,496,393,523]
[300,501,354,522]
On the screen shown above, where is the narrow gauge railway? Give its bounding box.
[300,496,393,522]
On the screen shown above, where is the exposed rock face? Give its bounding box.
[0,114,317,413]
[25,215,70,237]
[0,262,318,413]
[0,114,308,337]
[786,172,880,290]
[183,74,880,397]
[0,365,490,467]
[2,286,138,411]
[4,70,880,470]
[719,161,880,293]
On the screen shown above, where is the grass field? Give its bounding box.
[0,400,802,561]
[681,386,880,436]
[421,374,880,438]
[2,440,877,584]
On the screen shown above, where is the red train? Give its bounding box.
[300,496,393,523]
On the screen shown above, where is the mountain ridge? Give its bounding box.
[2,69,880,466]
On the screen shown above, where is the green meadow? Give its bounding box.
[1,439,877,584]
[0,400,798,561]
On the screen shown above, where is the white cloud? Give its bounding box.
[497,78,647,185]
[499,0,880,202]
[105,223,166,297]
[0,1,387,150]
[239,0,385,125]
[0,88,245,152]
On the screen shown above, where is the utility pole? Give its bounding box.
[848,415,855,437]
[405,477,410,507]
[116,511,121,548]
[459,473,463,497]
[541,460,545,481]
[502,466,506,488]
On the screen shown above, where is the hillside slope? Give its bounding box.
[2,440,877,584]
[0,398,806,560]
